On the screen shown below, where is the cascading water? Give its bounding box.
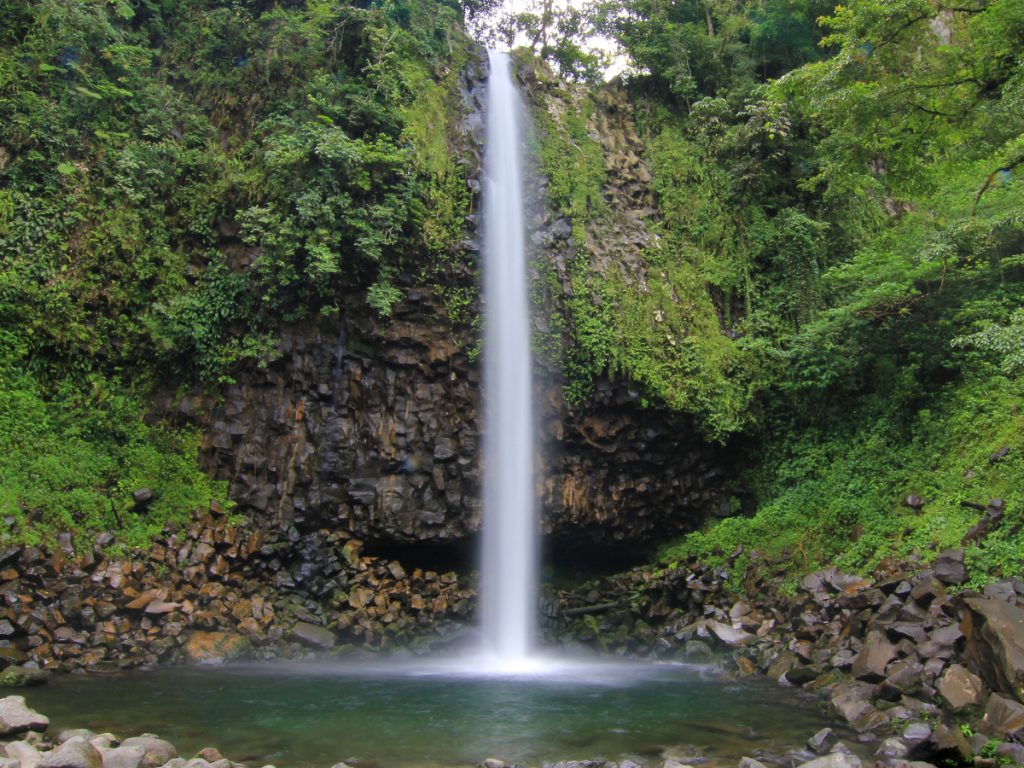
[479,49,537,668]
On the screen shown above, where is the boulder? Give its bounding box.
[794,754,862,768]
[830,683,887,731]
[933,549,967,586]
[851,631,895,682]
[100,747,146,768]
[6,741,42,768]
[982,693,1024,737]
[704,620,755,647]
[38,741,102,768]
[959,597,1024,701]
[290,622,336,650]
[119,738,177,768]
[875,738,909,759]
[937,664,985,711]
[807,728,837,755]
[738,759,767,768]
[929,725,972,761]
[183,633,252,664]
[0,668,49,688]
[0,697,49,736]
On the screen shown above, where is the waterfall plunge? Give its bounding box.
[479,50,537,669]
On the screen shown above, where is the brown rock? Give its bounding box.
[852,630,896,682]
[937,664,985,711]
[982,693,1024,737]
[960,597,1024,701]
[183,632,252,664]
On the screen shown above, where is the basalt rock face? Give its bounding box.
[189,300,727,550]
[194,293,482,546]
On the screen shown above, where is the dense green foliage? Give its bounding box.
[523,0,1024,582]
[0,0,473,546]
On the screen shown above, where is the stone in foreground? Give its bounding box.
[119,738,176,768]
[38,740,102,768]
[290,622,336,650]
[0,697,49,737]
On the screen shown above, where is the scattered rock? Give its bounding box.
[38,740,102,768]
[794,753,862,768]
[960,597,1024,701]
[100,747,145,768]
[290,622,336,650]
[807,728,837,755]
[0,668,49,688]
[851,631,895,682]
[982,693,1024,737]
[932,549,967,586]
[119,737,176,768]
[0,697,49,737]
[183,633,252,664]
[6,740,42,768]
[937,664,985,710]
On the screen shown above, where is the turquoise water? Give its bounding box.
[24,657,845,768]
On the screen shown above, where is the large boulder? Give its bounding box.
[183,632,252,665]
[794,754,862,768]
[290,622,336,650]
[959,597,1024,701]
[851,630,895,682]
[38,741,102,768]
[100,747,146,768]
[937,664,986,711]
[982,693,1024,737]
[0,697,49,737]
[119,738,176,768]
[0,668,49,688]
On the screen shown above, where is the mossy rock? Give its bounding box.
[0,666,49,688]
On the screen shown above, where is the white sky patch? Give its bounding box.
[485,0,630,80]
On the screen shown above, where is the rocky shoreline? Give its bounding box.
[3,510,1024,768]
[550,545,1024,767]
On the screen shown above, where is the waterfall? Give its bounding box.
[479,49,536,667]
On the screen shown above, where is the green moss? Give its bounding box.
[661,372,1024,588]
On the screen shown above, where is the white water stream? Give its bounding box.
[479,49,537,670]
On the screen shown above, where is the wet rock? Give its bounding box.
[933,550,966,586]
[0,668,49,688]
[183,632,252,664]
[0,697,49,736]
[851,631,895,682]
[479,760,519,768]
[996,742,1024,765]
[38,740,102,768]
[875,738,909,759]
[100,748,145,768]
[290,622,336,650]
[960,597,1024,701]
[982,693,1024,737]
[902,723,931,744]
[119,737,176,768]
[807,728,837,755]
[704,620,754,646]
[6,741,42,768]
[830,683,887,732]
[737,759,767,768]
[783,665,819,687]
[937,664,985,710]
[795,754,862,768]
[928,724,972,761]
